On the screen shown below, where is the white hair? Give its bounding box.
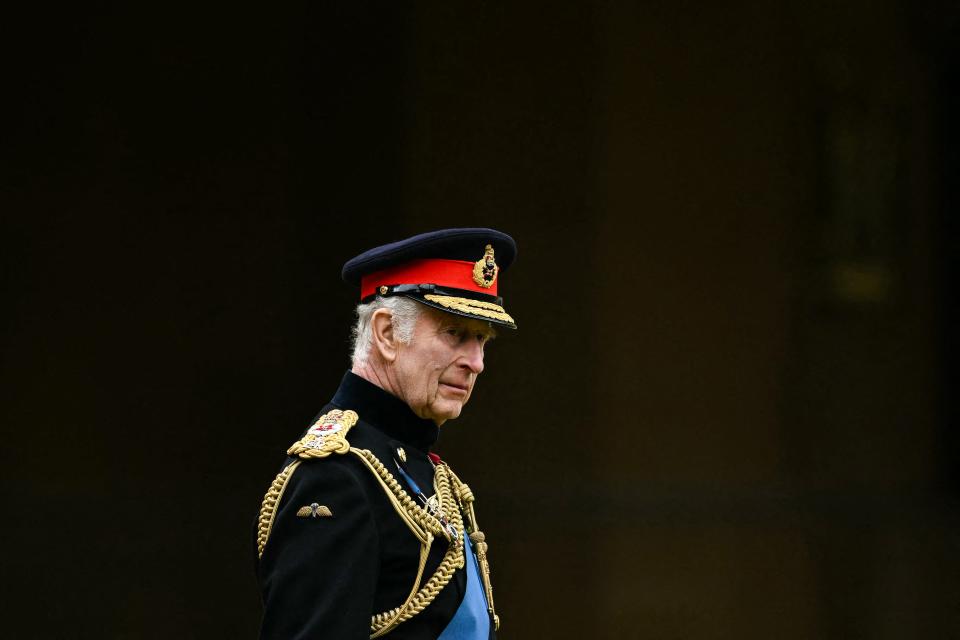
[350,296,423,367]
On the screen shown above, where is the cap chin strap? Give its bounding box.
[364,283,504,307]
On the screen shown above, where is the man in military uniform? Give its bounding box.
[255,228,517,639]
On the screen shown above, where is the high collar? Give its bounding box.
[331,371,440,452]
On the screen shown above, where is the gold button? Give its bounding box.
[397,447,407,462]
[379,285,388,295]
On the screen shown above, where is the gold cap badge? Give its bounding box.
[472,244,499,288]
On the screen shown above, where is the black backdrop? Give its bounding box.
[3,2,959,638]
[3,4,414,635]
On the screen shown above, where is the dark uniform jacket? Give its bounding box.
[256,372,494,640]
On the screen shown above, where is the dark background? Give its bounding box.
[3,2,958,638]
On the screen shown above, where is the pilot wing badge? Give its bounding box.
[287,409,359,459]
[296,503,333,518]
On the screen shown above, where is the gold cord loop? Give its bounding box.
[257,460,302,559]
[352,448,468,638]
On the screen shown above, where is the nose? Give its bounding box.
[459,340,485,375]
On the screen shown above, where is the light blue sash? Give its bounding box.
[437,537,491,640]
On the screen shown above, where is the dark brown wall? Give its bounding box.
[3,2,957,638]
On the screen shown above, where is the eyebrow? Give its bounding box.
[443,319,497,340]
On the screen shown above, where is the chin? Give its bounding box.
[433,403,463,422]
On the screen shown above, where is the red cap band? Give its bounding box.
[360,259,497,299]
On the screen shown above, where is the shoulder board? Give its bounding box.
[287,409,359,459]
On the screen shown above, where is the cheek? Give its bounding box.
[428,363,444,388]
[418,359,443,391]
[425,359,448,395]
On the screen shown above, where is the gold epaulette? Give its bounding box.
[287,409,358,459]
[256,409,358,559]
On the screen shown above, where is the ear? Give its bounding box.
[370,308,399,363]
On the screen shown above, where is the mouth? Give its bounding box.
[439,381,470,395]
